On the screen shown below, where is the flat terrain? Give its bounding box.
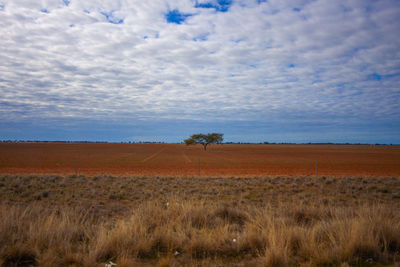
[2,143,400,265]
[1,175,400,266]
[1,142,400,176]
[2,175,400,218]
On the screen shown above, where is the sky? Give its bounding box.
[0,0,400,143]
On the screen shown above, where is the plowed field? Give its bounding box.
[0,142,399,176]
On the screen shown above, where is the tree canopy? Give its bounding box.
[184,133,223,150]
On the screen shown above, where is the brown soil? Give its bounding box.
[0,142,399,177]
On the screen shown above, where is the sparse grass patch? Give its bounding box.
[0,175,400,266]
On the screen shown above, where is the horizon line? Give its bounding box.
[1,140,399,146]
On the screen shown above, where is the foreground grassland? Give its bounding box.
[1,175,400,266]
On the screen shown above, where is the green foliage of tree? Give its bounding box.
[184,133,223,150]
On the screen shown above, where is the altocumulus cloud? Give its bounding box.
[0,0,399,142]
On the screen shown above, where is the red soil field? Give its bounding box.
[0,142,399,177]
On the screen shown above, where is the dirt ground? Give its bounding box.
[0,142,399,177]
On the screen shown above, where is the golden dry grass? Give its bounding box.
[1,175,400,266]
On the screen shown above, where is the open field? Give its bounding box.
[1,142,400,177]
[1,143,400,265]
[1,174,400,266]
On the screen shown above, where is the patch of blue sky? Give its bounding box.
[0,4,4,11]
[364,5,374,13]
[165,9,192,24]
[194,0,233,12]
[41,9,49,13]
[368,73,382,81]
[193,34,209,42]
[231,37,245,44]
[63,0,70,6]
[293,7,301,12]
[367,72,400,81]
[384,72,400,79]
[289,64,295,68]
[101,11,124,24]
[335,83,362,96]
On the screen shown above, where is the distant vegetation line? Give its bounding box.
[0,140,398,145]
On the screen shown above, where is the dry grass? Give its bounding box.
[1,175,400,266]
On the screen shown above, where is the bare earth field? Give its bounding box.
[1,142,400,177]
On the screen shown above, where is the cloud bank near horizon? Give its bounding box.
[0,0,399,142]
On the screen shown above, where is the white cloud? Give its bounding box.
[0,0,399,125]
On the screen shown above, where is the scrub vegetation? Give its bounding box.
[1,175,400,266]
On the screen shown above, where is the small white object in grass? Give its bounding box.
[232,238,237,243]
[105,261,117,267]
[166,202,169,207]
[174,251,180,256]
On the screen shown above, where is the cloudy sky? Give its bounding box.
[1,0,399,143]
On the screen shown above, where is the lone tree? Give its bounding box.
[184,133,223,151]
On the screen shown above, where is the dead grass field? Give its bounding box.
[1,174,400,266]
[1,142,400,177]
